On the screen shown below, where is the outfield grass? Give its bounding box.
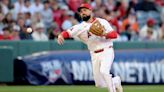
[0,85,163,92]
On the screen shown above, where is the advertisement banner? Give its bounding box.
[21,49,164,85]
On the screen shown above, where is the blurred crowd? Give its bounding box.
[0,0,164,41]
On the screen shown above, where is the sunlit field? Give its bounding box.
[0,85,163,92]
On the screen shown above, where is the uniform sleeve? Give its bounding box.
[99,19,117,39]
[67,24,81,38]
[100,19,114,33]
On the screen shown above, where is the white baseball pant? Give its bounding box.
[90,47,121,92]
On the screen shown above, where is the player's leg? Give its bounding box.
[100,61,116,92]
[100,48,116,92]
[91,50,123,92]
[112,76,123,92]
[92,72,123,92]
[90,52,107,88]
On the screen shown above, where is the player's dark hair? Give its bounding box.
[159,22,163,27]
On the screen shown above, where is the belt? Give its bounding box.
[94,46,113,53]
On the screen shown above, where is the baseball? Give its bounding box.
[27,27,32,33]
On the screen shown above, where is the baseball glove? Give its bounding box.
[89,20,105,36]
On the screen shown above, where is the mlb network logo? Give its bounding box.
[40,60,62,83]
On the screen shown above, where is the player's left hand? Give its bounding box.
[89,20,105,36]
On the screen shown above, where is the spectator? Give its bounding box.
[31,12,44,27]
[2,12,14,31]
[124,0,137,18]
[61,10,78,31]
[17,17,25,29]
[41,0,53,30]
[113,1,126,20]
[104,0,115,11]
[103,9,120,33]
[94,5,106,18]
[51,2,65,31]
[47,22,58,40]
[32,22,48,41]
[67,0,82,12]
[58,5,70,28]
[18,18,32,40]
[19,25,33,40]
[30,0,43,15]
[24,12,32,26]
[157,22,164,40]
[0,13,5,34]
[13,0,24,20]
[16,12,25,21]
[161,7,164,23]
[11,25,20,40]
[91,0,103,10]
[70,14,78,25]
[146,28,154,40]
[0,27,13,40]
[0,0,163,42]
[134,0,158,12]
[0,4,2,14]
[121,13,139,33]
[120,24,139,41]
[49,0,58,9]
[139,18,158,41]
[22,0,32,14]
[155,0,164,7]
[119,24,131,41]
[0,0,9,15]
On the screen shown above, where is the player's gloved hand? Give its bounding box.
[57,34,64,45]
[89,20,105,36]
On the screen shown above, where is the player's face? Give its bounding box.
[79,8,92,21]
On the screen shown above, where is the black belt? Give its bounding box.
[94,46,113,53]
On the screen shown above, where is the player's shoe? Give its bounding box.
[113,76,123,92]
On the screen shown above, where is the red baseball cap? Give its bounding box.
[77,3,93,12]
[147,18,155,26]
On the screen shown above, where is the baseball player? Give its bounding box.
[57,3,123,92]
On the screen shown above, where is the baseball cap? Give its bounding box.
[35,23,44,29]
[147,18,155,26]
[77,3,92,12]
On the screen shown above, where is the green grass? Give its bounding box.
[0,85,163,92]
